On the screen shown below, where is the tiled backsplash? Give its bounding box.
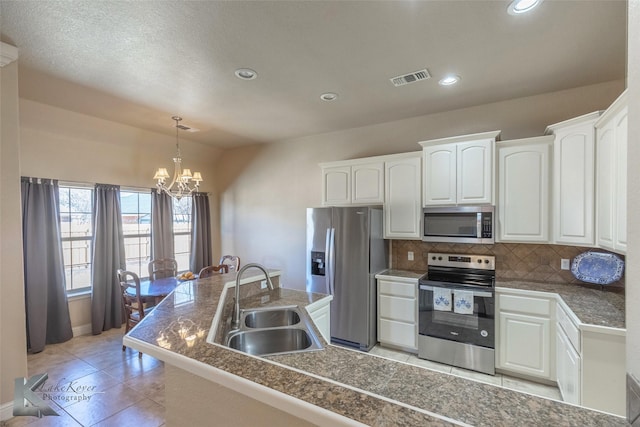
[391,241,625,290]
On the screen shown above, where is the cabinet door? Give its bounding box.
[498,312,552,379]
[596,123,615,250]
[308,302,331,341]
[423,144,456,206]
[322,166,351,206]
[352,162,384,204]
[553,127,595,245]
[384,156,422,239]
[556,326,581,405]
[614,109,627,252]
[498,142,550,242]
[457,140,493,205]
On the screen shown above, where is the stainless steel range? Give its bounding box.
[418,253,496,375]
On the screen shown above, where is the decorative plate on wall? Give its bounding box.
[570,251,624,285]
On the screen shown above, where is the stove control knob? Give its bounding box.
[432,256,436,260]
[485,259,490,264]
[438,256,443,261]
[477,259,482,264]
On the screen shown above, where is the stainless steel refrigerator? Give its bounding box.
[306,206,388,351]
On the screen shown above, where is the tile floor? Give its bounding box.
[3,328,165,427]
[3,330,562,427]
[369,345,563,401]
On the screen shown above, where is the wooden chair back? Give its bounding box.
[219,255,241,272]
[117,269,148,358]
[198,264,229,278]
[148,258,178,281]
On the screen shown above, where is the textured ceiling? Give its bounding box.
[0,1,627,148]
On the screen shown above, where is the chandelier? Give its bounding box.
[153,116,203,200]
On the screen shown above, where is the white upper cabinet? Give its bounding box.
[595,90,627,254]
[321,160,384,206]
[352,162,385,204]
[419,131,499,206]
[384,153,422,239]
[497,136,553,242]
[546,112,600,246]
[422,144,456,205]
[322,165,351,205]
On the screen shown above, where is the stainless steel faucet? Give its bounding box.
[232,263,275,329]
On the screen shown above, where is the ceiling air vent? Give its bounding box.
[390,69,431,87]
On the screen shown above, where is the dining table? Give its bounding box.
[126,276,183,305]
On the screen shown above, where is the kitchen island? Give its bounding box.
[123,270,628,426]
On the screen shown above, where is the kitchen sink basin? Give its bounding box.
[224,305,324,356]
[244,308,300,328]
[227,328,321,356]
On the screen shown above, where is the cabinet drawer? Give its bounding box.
[379,280,416,298]
[557,303,581,351]
[378,318,416,349]
[499,293,552,316]
[379,295,415,323]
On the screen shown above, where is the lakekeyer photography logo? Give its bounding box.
[13,374,58,418]
[13,373,104,418]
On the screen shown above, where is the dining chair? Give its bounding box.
[219,255,241,272]
[117,269,154,358]
[198,264,229,278]
[148,258,178,281]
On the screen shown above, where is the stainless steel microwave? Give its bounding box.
[422,206,495,244]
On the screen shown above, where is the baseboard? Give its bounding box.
[0,400,14,422]
[72,323,92,337]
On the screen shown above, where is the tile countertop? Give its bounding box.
[377,269,626,330]
[496,280,625,330]
[124,270,628,427]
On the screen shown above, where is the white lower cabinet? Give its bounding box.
[556,303,581,405]
[377,277,418,351]
[306,297,332,341]
[496,290,555,381]
[498,288,626,417]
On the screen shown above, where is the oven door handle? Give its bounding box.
[419,284,493,298]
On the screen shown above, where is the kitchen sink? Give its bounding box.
[244,307,301,329]
[224,306,323,357]
[227,328,321,356]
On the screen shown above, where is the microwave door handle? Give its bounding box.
[476,212,482,238]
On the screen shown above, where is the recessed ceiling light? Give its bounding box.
[438,75,461,86]
[234,68,257,80]
[507,0,543,15]
[320,92,339,101]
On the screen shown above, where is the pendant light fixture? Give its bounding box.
[153,116,203,200]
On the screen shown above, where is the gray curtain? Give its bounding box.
[21,177,73,353]
[151,190,174,260]
[190,192,212,273]
[91,184,126,334]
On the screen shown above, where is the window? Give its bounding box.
[120,190,152,278]
[59,185,94,293]
[173,196,192,272]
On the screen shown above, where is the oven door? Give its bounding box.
[418,281,495,349]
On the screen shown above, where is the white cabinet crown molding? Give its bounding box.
[545,111,602,134]
[0,42,18,67]
[417,130,501,148]
[319,151,422,168]
[595,90,628,129]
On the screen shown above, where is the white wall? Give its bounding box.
[626,0,640,384]
[18,100,224,330]
[218,80,625,291]
[0,61,28,414]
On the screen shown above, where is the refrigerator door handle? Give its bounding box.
[327,228,336,295]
